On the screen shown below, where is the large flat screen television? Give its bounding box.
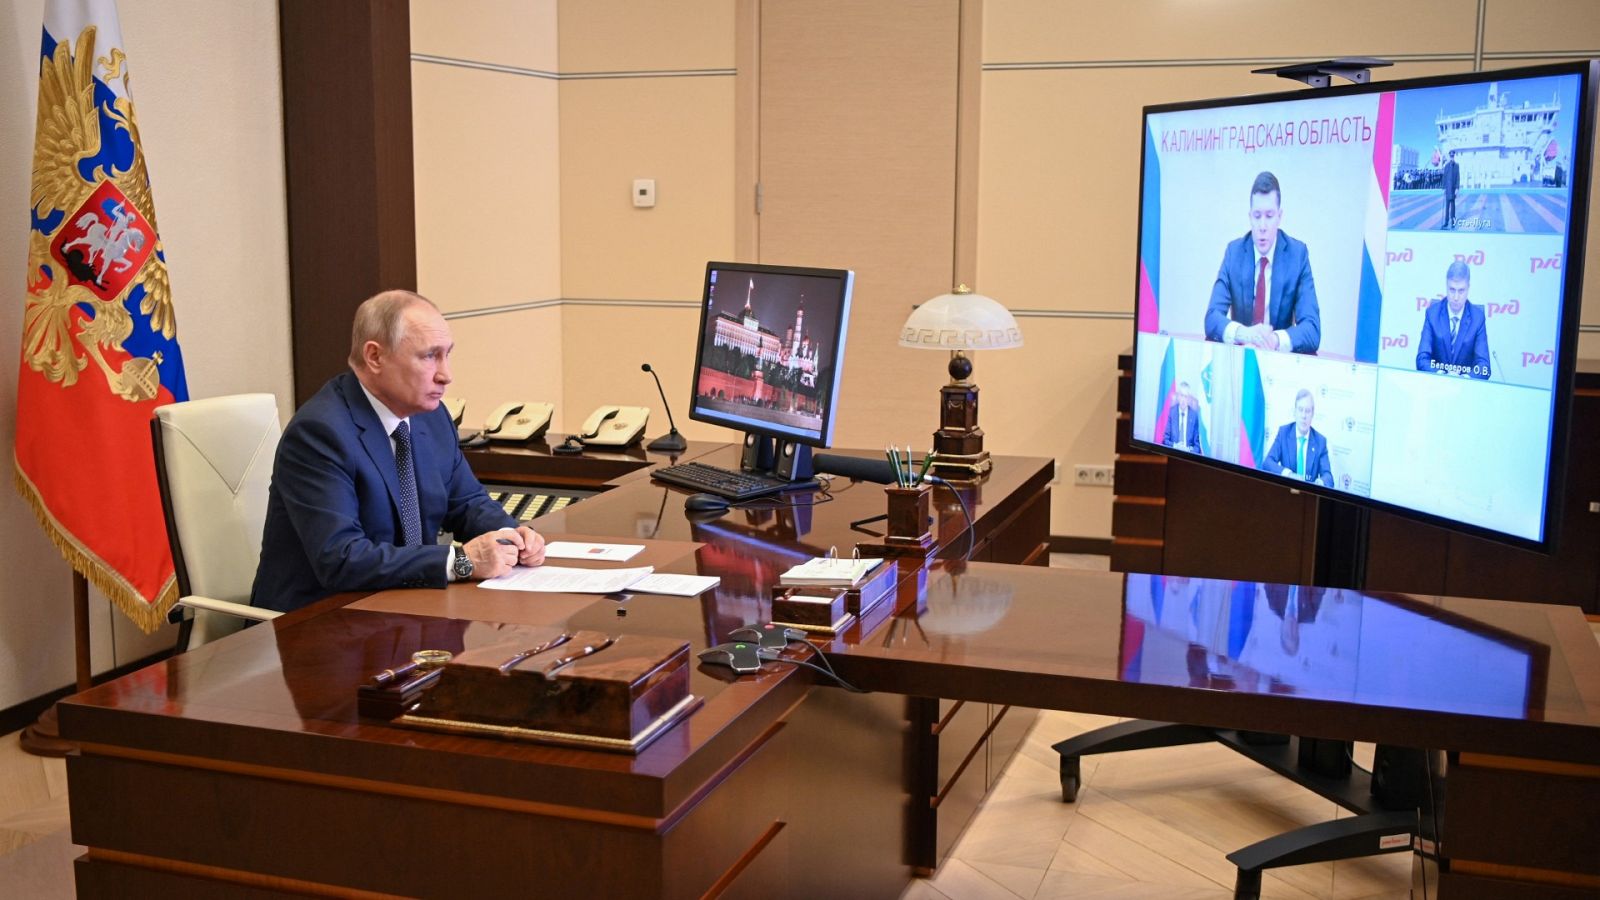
[1130,61,1597,550]
[688,261,854,447]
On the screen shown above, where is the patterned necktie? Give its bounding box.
[1253,256,1269,326]
[393,421,422,547]
[1450,315,1459,341]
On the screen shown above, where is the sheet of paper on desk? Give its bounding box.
[542,541,645,562]
[627,574,721,596]
[478,565,653,593]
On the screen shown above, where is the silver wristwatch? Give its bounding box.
[451,543,474,580]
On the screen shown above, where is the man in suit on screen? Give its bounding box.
[1204,171,1321,354]
[1261,388,1334,487]
[1442,150,1461,229]
[1162,381,1201,453]
[1415,260,1490,379]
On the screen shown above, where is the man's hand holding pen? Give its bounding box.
[512,525,547,567]
[463,531,520,578]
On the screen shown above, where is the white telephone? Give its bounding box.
[441,397,466,427]
[484,401,554,442]
[575,405,649,447]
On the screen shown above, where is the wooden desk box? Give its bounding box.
[400,631,697,752]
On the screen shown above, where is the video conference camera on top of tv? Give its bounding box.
[1252,57,1393,88]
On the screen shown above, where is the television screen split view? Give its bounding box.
[1131,62,1596,548]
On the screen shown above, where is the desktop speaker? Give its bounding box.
[740,433,775,472]
[772,441,814,481]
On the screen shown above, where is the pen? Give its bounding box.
[496,538,517,546]
[887,445,902,488]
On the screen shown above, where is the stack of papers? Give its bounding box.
[779,555,885,588]
[542,541,644,562]
[478,563,720,597]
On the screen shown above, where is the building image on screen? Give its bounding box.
[690,263,853,446]
[1130,61,1596,549]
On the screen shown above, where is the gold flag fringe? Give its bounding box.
[13,459,177,634]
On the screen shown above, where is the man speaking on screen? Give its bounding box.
[1204,171,1321,354]
[1162,381,1201,453]
[1261,389,1334,487]
[1415,260,1491,379]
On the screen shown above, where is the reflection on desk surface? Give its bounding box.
[1120,573,1547,720]
[861,562,1598,733]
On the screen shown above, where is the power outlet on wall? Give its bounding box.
[1073,464,1114,488]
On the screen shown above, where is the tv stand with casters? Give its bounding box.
[1060,494,1441,899]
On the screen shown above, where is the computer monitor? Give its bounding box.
[688,262,854,454]
[1128,61,1598,550]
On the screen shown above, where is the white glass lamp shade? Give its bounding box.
[898,286,1023,351]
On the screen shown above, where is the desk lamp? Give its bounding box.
[898,285,1022,477]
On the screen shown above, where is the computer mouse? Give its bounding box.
[684,493,731,512]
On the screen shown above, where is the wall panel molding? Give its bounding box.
[412,53,733,80]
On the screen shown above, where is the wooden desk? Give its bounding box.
[62,451,1054,898]
[59,449,1600,898]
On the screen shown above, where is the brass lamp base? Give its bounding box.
[928,448,992,478]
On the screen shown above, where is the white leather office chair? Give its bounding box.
[151,393,283,650]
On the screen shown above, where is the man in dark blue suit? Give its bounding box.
[1162,380,1201,453]
[251,291,547,613]
[1442,151,1461,229]
[1415,260,1490,379]
[1204,172,1321,354]
[1261,389,1334,487]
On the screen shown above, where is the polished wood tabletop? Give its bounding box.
[62,446,1599,789]
[830,561,1600,765]
[56,446,1600,897]
[61,450,1055,821]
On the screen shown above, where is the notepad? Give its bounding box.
[778,555,885,588]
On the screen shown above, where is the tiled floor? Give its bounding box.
[1,557,1593,898]
[0,730,73,899]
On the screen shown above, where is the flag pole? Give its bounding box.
[19,572,92,757]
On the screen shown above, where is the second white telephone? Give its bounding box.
[575,405,649,447]
[484,401,554,441]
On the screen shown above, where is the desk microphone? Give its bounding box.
[641,364,688,453]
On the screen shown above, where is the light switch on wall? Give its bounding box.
[633,178,656,208]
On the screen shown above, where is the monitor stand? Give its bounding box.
[738,432,817,488]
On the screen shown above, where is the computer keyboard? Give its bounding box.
[651,461,808,501]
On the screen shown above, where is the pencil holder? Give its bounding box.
[883,484,934,551]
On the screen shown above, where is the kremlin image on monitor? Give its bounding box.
[690,265,849,444]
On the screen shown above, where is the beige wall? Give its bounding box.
[0,0,293,710]
[410,0,734,435]
[556,1,736,435]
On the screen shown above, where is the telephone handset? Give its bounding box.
[484,401,554,442]
[441,397,466,428]
[575,405,649,447]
